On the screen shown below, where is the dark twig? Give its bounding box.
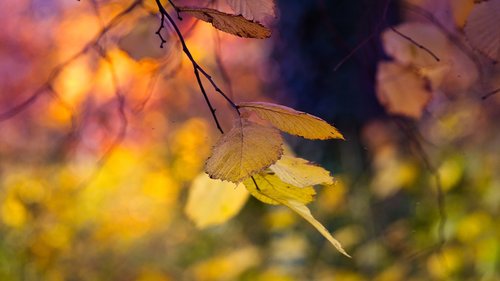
[155,0,240,134]
[334,0,391,71]
[167,0,182,20]
[482,87,500,100]
[390,26,440,62]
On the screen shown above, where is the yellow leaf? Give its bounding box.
[283,200,351,258]
[205,118,283,183]
[270,155,334,187]
[238,102,344,140]
[185,173,249,229]
[179,7,271,39]
[243,173,316,205]
[244,173,350,257]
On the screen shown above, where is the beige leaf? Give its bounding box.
[205,118,283,183]
[226,0,276,23]
[179,7,271,39]
[243,173,316,205]
[185,173,249,229]
[376,62,432,119]
[243,173,350,257]
[270,155,334,187]
[464,0,500,60]
[238,102,344,140]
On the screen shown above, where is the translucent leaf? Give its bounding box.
[270,155,334,187]
[179,7,271,39]
[464,0,500,60]
[226,0,276,24]
[185,173,249,229]
[244,173,350,257]
[376,62,432,119]
[205,118,283,183]
[243,173,316,205]
[238,102,344,140]
[283,200,351,257]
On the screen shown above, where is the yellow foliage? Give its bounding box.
[243,173,316,205]
[269,155,334,187]
[239,102,344,140]
[244,173,349,257]
[185,173,249,228]
[205,118,283,183]
[1,197,28,228]
[192,246,261,281]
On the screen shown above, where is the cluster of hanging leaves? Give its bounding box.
[176,0,349,256]
[186,102,349,257]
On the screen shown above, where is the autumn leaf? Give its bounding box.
[238,102,344,140]
[178,7,271,39]
[185,173,249,228]
[226,0,276,24]
[243,173,316,205]
[270,155,334,187]
[205,117,283,183]
[243,173,350,257]
[464,0,500,61]
[376,62,432,119]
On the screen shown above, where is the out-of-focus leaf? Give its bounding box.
[376,62,432,119]
[238,102,344,140]
[464,0,500,60]
[192,246,260,281]
[185,173,249,229]
[226,0,276,24]
[118,16,170,60]
[205,118,283,183]
[269,155,334,187]
[179,7,271,39]
[244,173,349,257]
[382,22,449,68]
[243,173,316,205]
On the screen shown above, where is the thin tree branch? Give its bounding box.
[334,0,391,71]
[154,0,240,134]
[482,87,500,100]
[0,0,142,123]
[390,26,440,62]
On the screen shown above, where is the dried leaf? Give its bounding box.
[238,102,344,140]
[464,0,500,60]
[243,173,350,257]
[243,173,316,205]
[179,7,271,39]
[376,62,432,119]
[205,118,283,183]
[226,0,276,24]
[270,155,334,187]
[185,173,249,228]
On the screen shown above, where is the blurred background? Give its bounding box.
[0,0,499,280]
